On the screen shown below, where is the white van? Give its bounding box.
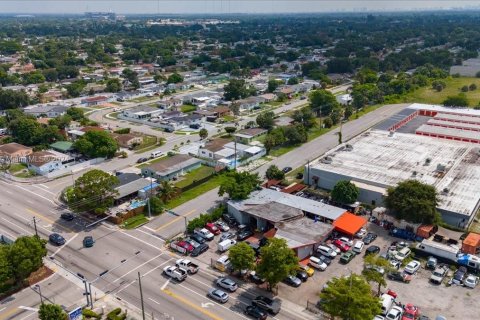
[218,239,236,252]
[150,150,163,159]
[317,245,337,258]
[214,255,231,272]
[308,256,327,271]
[394,247,411,262]
[380,293,395,316]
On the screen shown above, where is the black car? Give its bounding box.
[60,212,75,221]
[387,271,411,283]
[222,214,238,227]
[191,243,209,257]
[249,271,265,285]
[190,234,206,244]
[252,296,281,315]
[453,266,468,285]
[237,229,253,241]
[365,245,381,256]
[282,166,292,173]
[363,232,377,244]
[244,305,267,320]
[136,157,148,164]
[296,270,309,282]
[49,233,66,246]
[83,236,94,248]
[312,252,332,265]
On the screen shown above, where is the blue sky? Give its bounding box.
[1,1,479,14]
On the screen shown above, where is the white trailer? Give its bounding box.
[416,239,460,262]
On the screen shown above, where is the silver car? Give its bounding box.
[219,232,236,242]
[215,277,238,292]
[207,288,229,303]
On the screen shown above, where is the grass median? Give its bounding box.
[122,214,148,229]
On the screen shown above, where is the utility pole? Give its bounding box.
[138,272,146,320]
[88,283,94,308]
[83,280,90,307]
[234,139,237,171]
[35,284,43,305]
[33,217,38,237]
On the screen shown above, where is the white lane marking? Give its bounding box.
[50,234,78,257]
[148,297,161,305]
[0,307,6,312]
[160,279,170,291]
[115,259,172,295]
[39,184,50,189]
[142,226,156,232]
[134,227,165,242]
[26,199,34,204]
[14,185,55,204]
[18,306,38,312]
[201,302,214,308]
[118,230,163,252]
[1,218,33,235]
[34,185,55,195]
[143,258,173,277]
[112,253,163,283]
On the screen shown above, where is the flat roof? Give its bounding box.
[310,130,480,217]
[230,188,346,221]
[275,218,333,248]
[427,118,480,131]
[374,108,418,131]
[435,112,480,125]
[408,103,480,117]
[243,202,304,223]
[416,124,480,140]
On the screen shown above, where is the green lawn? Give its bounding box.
[222,115,236,122]
[122,214,148,230]
[130,96,156,103]
[9,163,27,173]
[402,76,480,106]
[165,174,228,209]
[133,135,158,152]
[136,155,168,168]
[174,166,215,189]
[180,105,197,113]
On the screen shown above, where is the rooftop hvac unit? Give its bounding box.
[320,156,333,164]
[436,163,446,173]
[443,188,449,194]
[389,131,394,137]
[425,158,432,165]
[345,144,353,151]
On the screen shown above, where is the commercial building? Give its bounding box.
[305,128,480,229]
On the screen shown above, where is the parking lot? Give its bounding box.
[170,218,478,320]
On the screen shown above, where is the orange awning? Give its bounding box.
[333,212,367,236]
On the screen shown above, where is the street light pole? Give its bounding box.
[35,284,43,305]
[138,272,146,320]
[33,217,38,238]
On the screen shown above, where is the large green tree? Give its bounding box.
[218,171,261,200]
[106,78,122,92]
[265,165,285,180]
[309,89,339,116]
[167,73,184,84]
[331,180,359,204]
[256,238,299,291]
[67,169,119,214]
[362,254,392,296]
[0,89,30,110]
[74,131,118,158]
[228,242,256,272]
[256,111,275,130]
[224,79,252,101]
[385,179,440,224]
[8,236,47,283]
[320,275,381,320]
[38,303,68,320]
[199,128,208,140]
[0,245,13,286]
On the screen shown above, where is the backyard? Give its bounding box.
[180,104,197,113]
[133,135,163,153]
[174,165,215,189]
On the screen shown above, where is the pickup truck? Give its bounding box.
[163,266,187,281]
[194,228,215,241]
[176,259,199,274]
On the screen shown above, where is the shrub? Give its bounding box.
[82,309,101,319]
[469,83,477,91]
[114,128,131,134]
[461,85,469,92]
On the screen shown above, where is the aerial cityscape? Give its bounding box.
[1,2,480,320]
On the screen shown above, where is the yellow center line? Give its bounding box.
[162,289,223,320]
[155,209,196,231]
[25,208,75,233]
[0,306,23,320]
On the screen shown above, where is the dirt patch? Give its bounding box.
[0,266,54,300]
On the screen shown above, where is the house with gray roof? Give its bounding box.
[141,154,202,181]
[24,105,68,118]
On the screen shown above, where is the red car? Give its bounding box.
[333,239,350,252]
[402,304,420,320]
[205,222,221,235]
[177,241,194,253]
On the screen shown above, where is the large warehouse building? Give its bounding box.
[305,103,480,229]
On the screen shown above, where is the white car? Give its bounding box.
[390,259,401,270]
[338,237,354,246]
[352,241,364,254]
[385,306,403,320]
[326,243,341,254]
[404,260,421,274]
[355,228,367,238]
[464,274,479,288]
[374,316,385,320]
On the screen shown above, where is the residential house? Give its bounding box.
[81,95,110,106]
[8,63,35,75]
[237,96,262,112]
[198,138,231,160]
[24,105,69,118]
[114,172,157,202]
[158,98,183,110]
[336,93,352,106]
[85,83,106,94]
[194,106,231,122]
[0,143,33,162]
[42,89,64,102]
[50,141,75,154]
[275,86,295,98]
[158,114,202,132]
[141,154,202,181]
[223,142,266,161]
[121,106,163,120]
[27,151,69,175]
[258,93,276,103]
[113,133,143,148]
[234,128,267,144]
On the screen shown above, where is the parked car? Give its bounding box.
[312,252,332,265]
[251,296,281,315]
[83,236,94,248]
[325,243,341,255]
[190,233,206,244]
[49,233,66,246]
[394,247,411,262]
[60,212,75,221]
[464,274,479,288]
[222,214,237,227]
[219,232,236,242]
[333,239,350,252]
[248,271,266,285]
[309,256,327,271]
[355,228,367,238]
[215,221,230,232]
[317,245,337,258]
[390,259,401,270]
[404,260,421,274]
[352,241,364,254]
[430,266,448,284]
[386,306,403,320]
[340,251,355,264]
[191,243,209,257]
[184,237,200,248]
[207,288,229,303]
[246,241,261,256]
[205,222,221,235]
[136,157,148,164]
[283,275,302,287]
[237,229,253,241]
[338,236,354,246]
[363,232,377,244]
[218,239,237,252]
[365,245,381,256]
[299,264,315,277]
[282,166,292,173]
[387,271,412,283]
[402,304,420,320]
[244,305,267,320]
[296,270,309,282]
[194,228,214,241]
[426,256,438,270]
[216,277,238,292]
[452,266,468,285]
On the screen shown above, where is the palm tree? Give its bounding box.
[158,180,177,202]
